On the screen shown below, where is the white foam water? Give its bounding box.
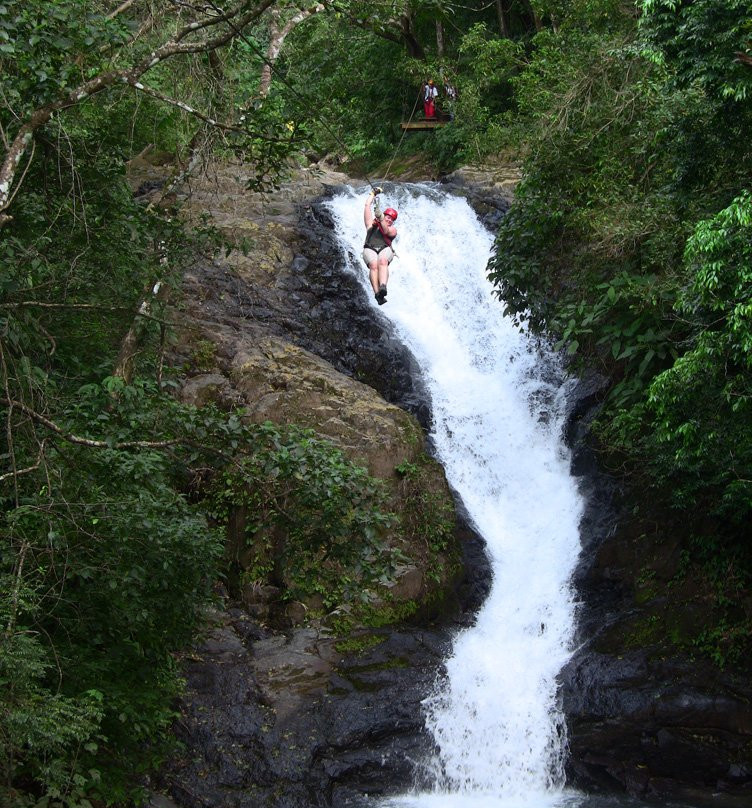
[326,183,584,808]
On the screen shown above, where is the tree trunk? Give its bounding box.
[258,5,325,99]
[436,20,444,58]
[112,280,167,384]
[495,0,511,38]
[521,0,543,32]
[401,13,425,60]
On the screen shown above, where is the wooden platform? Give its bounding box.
[400,120,449,130]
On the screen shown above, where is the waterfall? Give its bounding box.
[326,184,584,808]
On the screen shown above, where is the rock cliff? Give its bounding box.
[561,378,752,806]
[135,159,490,807]
[135,156,751,807]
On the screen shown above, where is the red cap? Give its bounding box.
[383,207,398,220]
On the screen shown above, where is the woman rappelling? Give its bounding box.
[362,187,398,305]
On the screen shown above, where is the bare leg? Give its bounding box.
[377,257,390,290]
[368,261,379,294]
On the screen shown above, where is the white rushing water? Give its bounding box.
[326,183,585,808]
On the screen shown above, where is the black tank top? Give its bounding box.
[364,224,391,252]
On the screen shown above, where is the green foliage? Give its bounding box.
[1,44,233,800]
[212,422,401,609]
[328,596,421,636]
[0,623,104,806]
[191,339,217,372]
[487,0,752,404]
[609,193,752,525]
[1,378,227,803]
[640,0,752,101]
[484,0,752,661]
[416,25,521,167]
[684,535,752,667]
[282,15,407,166]
[396,454,454,557]
[2,0,467,796]
[334,633,385,654]
[2,367,413,800]
[0,0,129,114]
[487,24,687,408]
[280,5,537,172]
[459,23,524,89]
[693,619,752,669]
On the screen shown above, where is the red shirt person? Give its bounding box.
[424,79,438,119]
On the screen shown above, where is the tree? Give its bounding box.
[0,0,287,229]
[258,3,326,98]
[632,192,752,526]
[640,0,752,101]
[0,2,299,800]
[482,0,752,660]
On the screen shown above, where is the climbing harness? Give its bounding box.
[364,225,393,253]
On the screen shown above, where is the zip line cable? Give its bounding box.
[206,1,415,193]
[382,85,422,184]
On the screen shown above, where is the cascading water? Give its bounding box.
[326,183,705,808]
[326,182,583,808]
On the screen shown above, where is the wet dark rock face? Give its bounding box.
[172,191,430,431]
[559,377,752,806]
[439,170,513,231]
[561,648,752,806]
[280,193,432,430]
[157,173,490,808]
[158,167,752,807]
[166,609,448,808]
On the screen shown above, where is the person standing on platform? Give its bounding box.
[444,81,457,120]
[424,79,438,119]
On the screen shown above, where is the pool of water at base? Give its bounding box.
[375,789,716,808]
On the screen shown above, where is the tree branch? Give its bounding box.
[0,301,131,310]
[107,0,139,19]
[1,396,182,450]
[0,300,181,327]
[113,280,168,384]
[315,1,405,48]
[0,0,277,227]
[258,4,325,99]
[0,440,47,483]
[0,397,243,470]
[126,78,251,134]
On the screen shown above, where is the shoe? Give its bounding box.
[379,284,387,300]
[375,290,386,306]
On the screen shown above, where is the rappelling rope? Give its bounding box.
[366,86,421,263]
[378,85,423,187]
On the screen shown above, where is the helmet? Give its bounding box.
[383,207,398,220]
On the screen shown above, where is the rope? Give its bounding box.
[379,85,423,187]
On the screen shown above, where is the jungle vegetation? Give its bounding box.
[1,0,750,804]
